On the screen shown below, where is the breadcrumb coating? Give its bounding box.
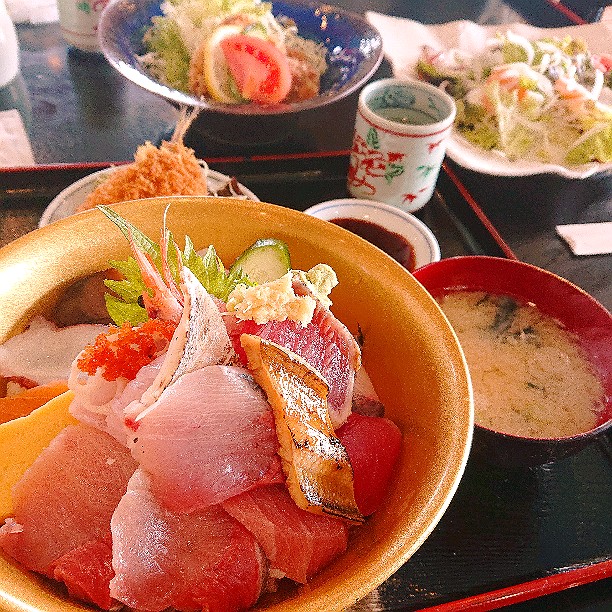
[77,140,207,212]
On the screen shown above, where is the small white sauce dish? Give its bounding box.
[304,198,441,271]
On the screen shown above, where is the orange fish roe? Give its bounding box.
[77,319,177,382]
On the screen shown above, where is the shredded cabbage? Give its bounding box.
[417,32,612,166]
[139,0,327,103]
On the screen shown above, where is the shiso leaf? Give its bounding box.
[98,205,160,262]
[104,294,149,327]
[198,245,255,302]
[98,206,256,325]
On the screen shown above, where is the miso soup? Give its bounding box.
[438,291,605,438]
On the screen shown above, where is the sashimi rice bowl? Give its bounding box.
[0,197,472,612]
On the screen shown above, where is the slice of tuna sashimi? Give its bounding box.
[110,469,266,612]
[0,423,137,577]
[227,295,360,428]
[130,365,282,512]
[222,484,348,584]
[51,537,115,610]
[336,413,402,516]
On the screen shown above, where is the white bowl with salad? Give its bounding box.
[367,14,612,178]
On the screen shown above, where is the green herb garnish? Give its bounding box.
[98,206,254,325]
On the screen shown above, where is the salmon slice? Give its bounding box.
[110,469,265,612]
[336,413,402,516]
[0,423,137,576]
[222,484,348,584]
[241,335,363,524]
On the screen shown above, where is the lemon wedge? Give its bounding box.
[203,24,244,103]
[0,391,76,520]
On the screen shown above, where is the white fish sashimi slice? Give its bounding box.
[68,367,128,432]
[0,316,107,385]
[104,355,164,444]
[110,469,265,612]
[129,267,235,424]
[130,365,282,512]
[352,366,385,417]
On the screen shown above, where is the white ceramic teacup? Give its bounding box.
[57,0,110,52]
[348,78,456,212]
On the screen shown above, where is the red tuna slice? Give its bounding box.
[131,365,283,512]
[0,423,137,576]
[222,484,348,584]
[110,469,265,612]
[336,413,402,516]
[227,301,360,428]
[51,537,114,610]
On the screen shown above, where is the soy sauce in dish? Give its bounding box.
[330,217,416,271]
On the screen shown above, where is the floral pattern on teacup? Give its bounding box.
[348,128,406,195]
[348,125,442,203]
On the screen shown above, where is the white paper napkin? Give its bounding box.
[5,0,58,24]
[555,223,612,256]
[0,109,35,167]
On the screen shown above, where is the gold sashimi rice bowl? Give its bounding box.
[0,197,473,612]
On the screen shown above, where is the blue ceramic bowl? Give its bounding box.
[99,0,383,116]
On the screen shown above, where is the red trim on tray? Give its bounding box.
[418,558,612,611]
[545,0,587,24]
[0,162,121,173]
[203,150,354,164]
[441,162,518,260]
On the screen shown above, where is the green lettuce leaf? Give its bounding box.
[565,123,612,165]
[144,17,191,91]
[456,100,499,150]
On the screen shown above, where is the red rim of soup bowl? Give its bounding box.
[413,256,612,466]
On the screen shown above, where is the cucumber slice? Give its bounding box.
[230,238,291,284]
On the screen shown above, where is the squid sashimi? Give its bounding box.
[222,484,348,584]
[51,537,115,609]
[336,413,403,516]
[131,365,282,512]
[228,285,360,428]
[0,423,136,578]
[0,316,107,387]
[110,469,266,612]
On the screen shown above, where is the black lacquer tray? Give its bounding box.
[0,153,611,611]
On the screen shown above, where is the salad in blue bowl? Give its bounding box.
[99,0,383,114]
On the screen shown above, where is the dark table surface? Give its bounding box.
[1,0,611,611]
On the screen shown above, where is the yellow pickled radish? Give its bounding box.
[0,391,76,520]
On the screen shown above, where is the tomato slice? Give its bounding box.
[220,34,292,104]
